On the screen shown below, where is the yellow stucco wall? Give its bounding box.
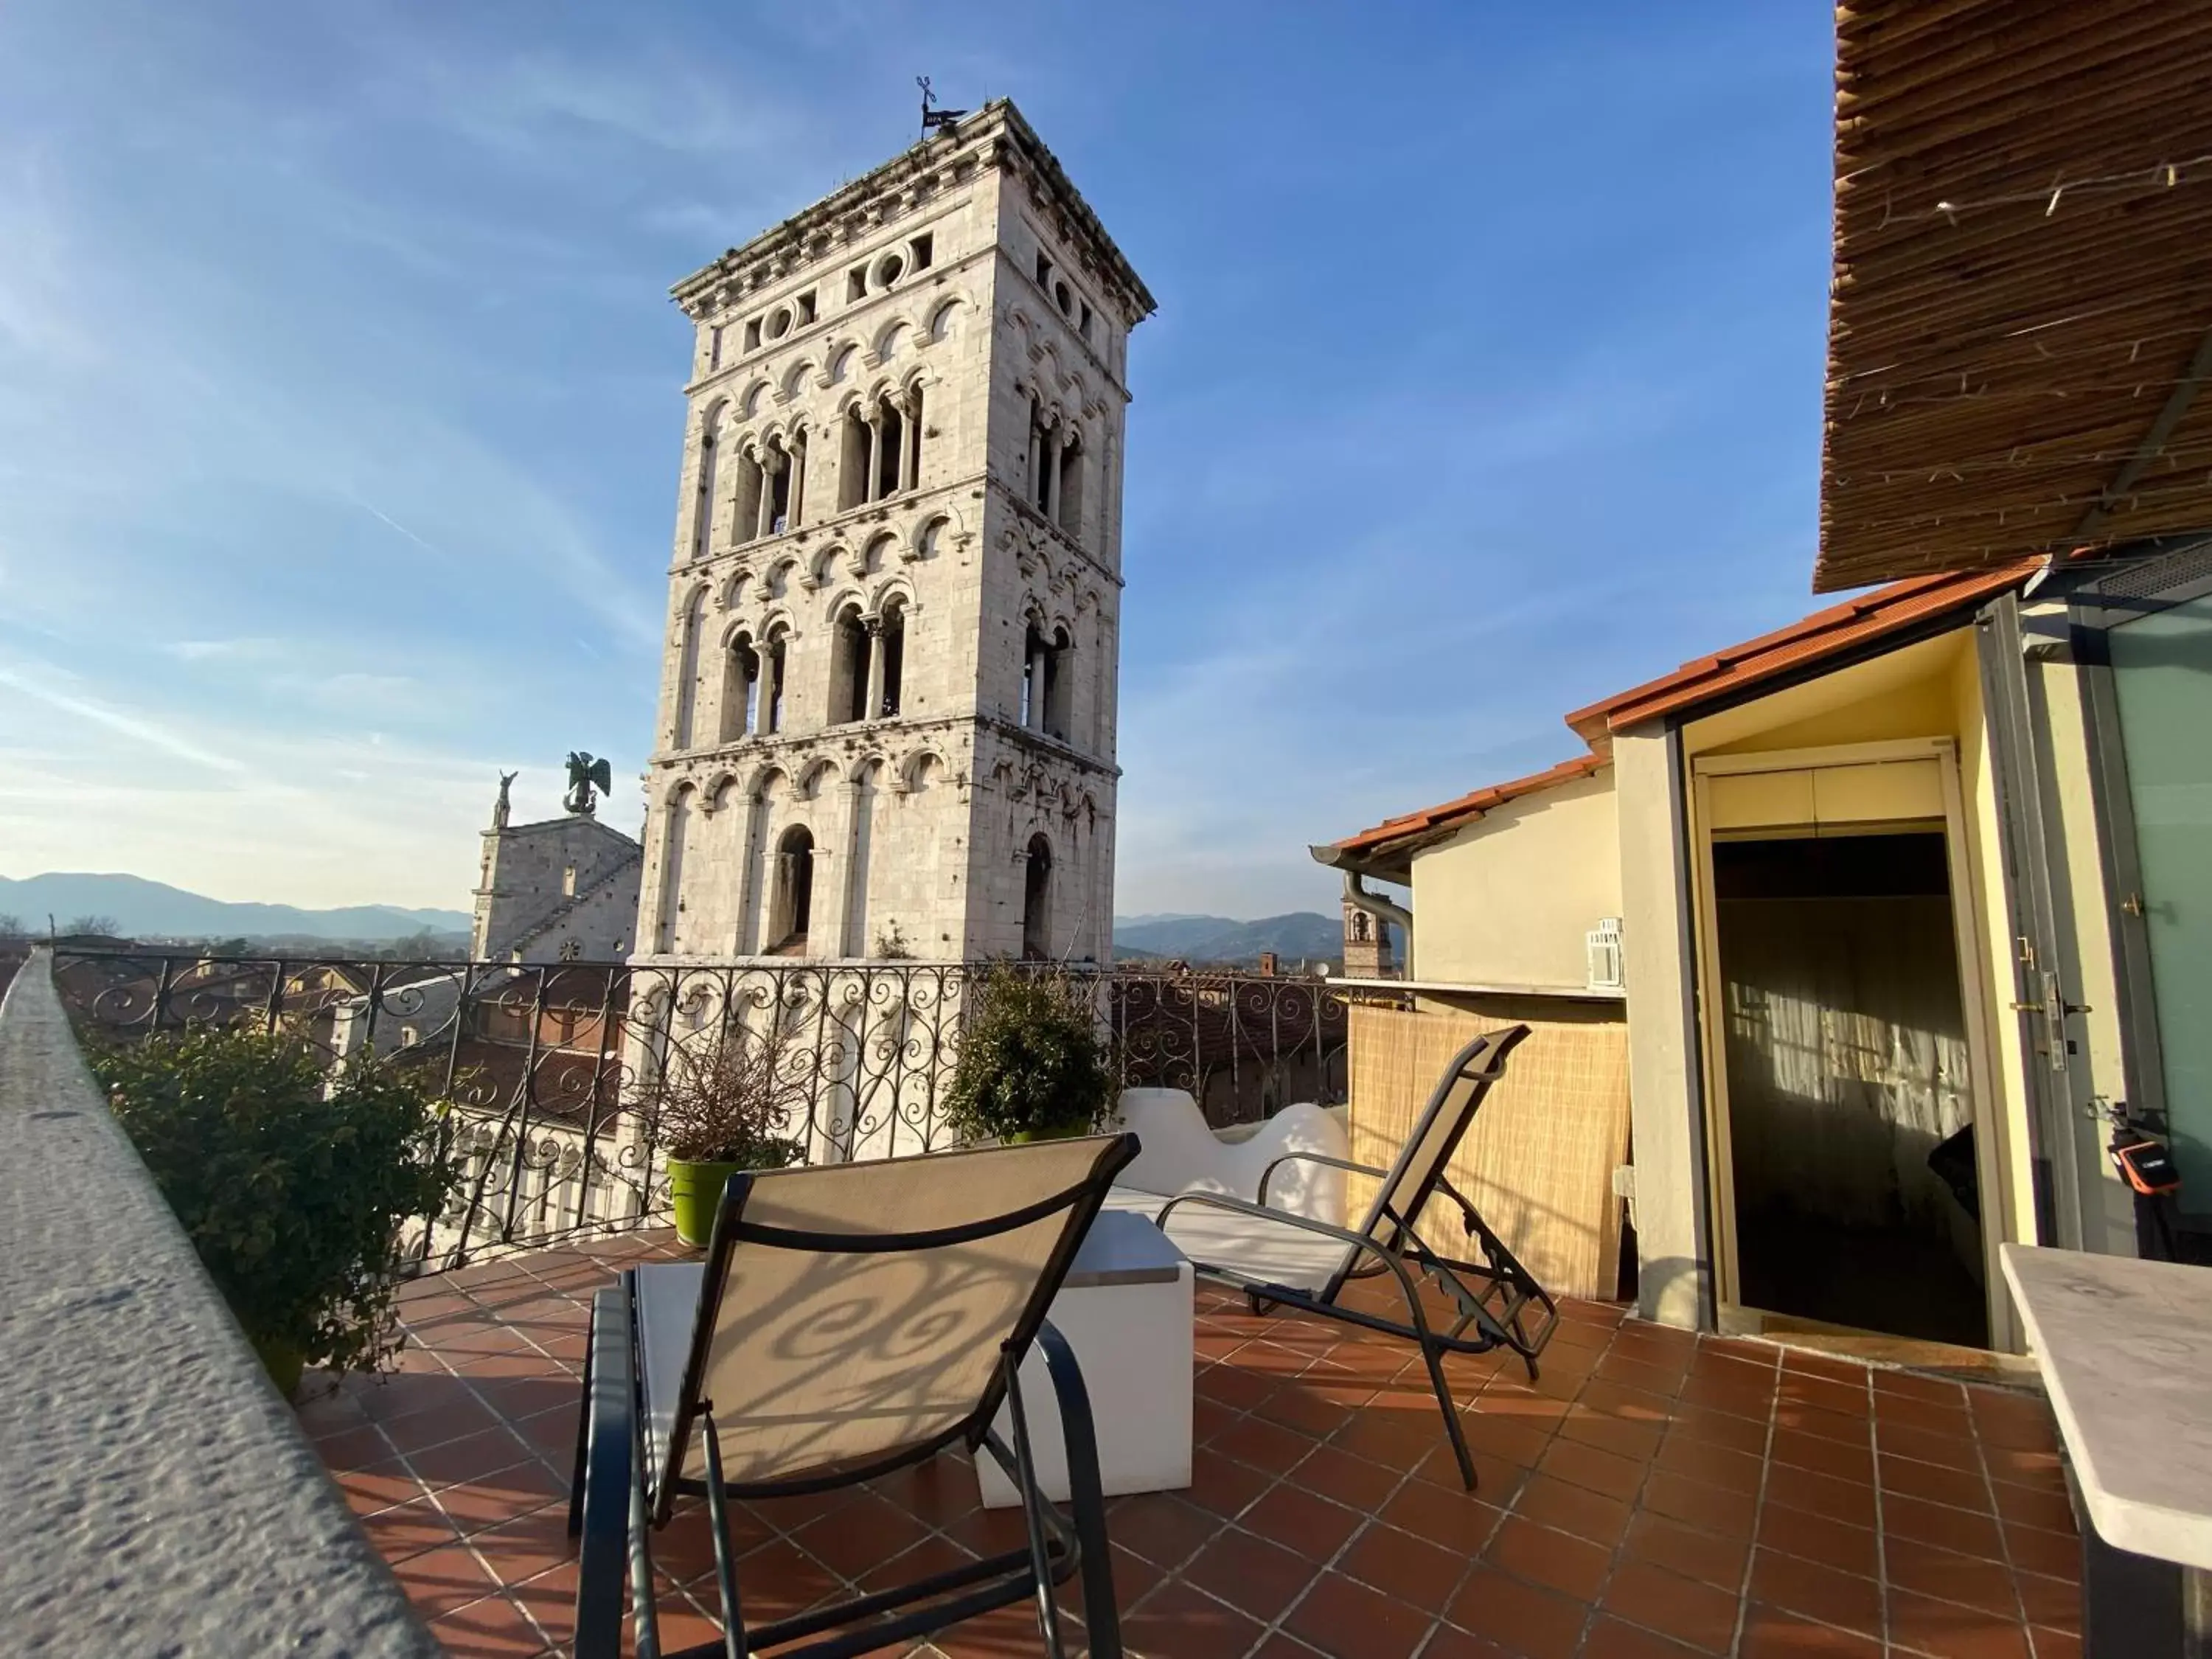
[1686,632,1968,760]
[1408,767,1621,991]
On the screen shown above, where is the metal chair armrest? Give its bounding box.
[571,1285,633,1659]
[1256,1150,1390,1208]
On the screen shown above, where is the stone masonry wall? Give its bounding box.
[634,102,1147,965]
[474,817,643,961]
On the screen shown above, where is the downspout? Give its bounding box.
[1339,870,1412,977]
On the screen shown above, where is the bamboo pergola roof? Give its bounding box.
[1818,0,2212,591]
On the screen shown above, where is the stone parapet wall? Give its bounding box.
[0,951,437,1657]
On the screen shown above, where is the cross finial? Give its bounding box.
[917,76,967,139]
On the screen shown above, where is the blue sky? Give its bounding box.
[0,1,1836,921]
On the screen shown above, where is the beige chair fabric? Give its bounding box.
[1359,1039,1503,1259]
[648,1135,1121,1492]
[1347,1006,1631,1300]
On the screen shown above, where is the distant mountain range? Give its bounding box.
[0,873,1344,964]
[1111,911,1344,965]
[0,873,473,943]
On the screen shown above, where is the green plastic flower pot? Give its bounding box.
[1005,1120,1093,1144]
[668,1158,746,1249]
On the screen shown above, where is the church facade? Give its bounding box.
[633,101,1152,964]
[471,773,643,964]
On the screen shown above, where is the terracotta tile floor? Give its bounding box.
[305,1236,2083,1658]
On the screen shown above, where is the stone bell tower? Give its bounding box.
[1341,899,1396,979]
[633,101,1154,964]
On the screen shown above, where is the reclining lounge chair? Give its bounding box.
[569,1133,1138,1659]
[1152,1026,1556,1491]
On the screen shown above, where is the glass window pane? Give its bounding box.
[2107,591,2212,1197]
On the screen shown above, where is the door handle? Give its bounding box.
[2012,972,2076,1074]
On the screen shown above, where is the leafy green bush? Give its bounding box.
[942,967,1113,1143]
[92,1026,460,1377]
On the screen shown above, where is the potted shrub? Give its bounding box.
[92,1026,460,1399]
[641,1024,807,1248]
[943,966,1113,1145]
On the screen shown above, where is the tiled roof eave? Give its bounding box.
[1324,557,2042,865]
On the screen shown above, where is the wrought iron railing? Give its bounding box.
[50,951,1355,1272]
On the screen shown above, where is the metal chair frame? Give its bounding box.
[568,1141,1134,1659]
[1155,1027,1557,1490]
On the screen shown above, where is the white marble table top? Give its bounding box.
[2002,1242,2212,1570]
[1063,1208,1187,1288]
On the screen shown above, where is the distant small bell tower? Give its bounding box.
[1341,900,1394,979]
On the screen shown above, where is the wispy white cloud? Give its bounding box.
[0,642,627,907]
[164,638,283,662]
[0,660,250,776]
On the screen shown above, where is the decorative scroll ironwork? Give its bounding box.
[50,951,1357,1275]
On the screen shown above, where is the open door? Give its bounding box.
[1693,742,2005,1349]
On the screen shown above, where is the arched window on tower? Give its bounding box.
[1043,626,1073,740]
[1057,431,1084,537]
[1021,834,1053,960]
[1020,622,1043,730]
[734,445,765,544]
[874,397,905,500]
[837,392,925,511]
[832,605,869,726]
[763,437,792,537]
[877,596,906,718]
[1024,397,1051,514]
[838,408,869,511]
[721,631,761,742]
[763,625,789,734]
[902,384,925,491]
[783,428,807,531]
[768,824,815,953]
[1020,623,1071,741]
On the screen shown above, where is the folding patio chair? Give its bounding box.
[569,1133,1139,1659]
[1152,1026,1556,1490]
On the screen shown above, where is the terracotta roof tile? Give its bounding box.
[1331,753,1607,858]
[1323,559,2042,866]
[1563,558,2041,740]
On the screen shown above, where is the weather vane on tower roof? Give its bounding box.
[918,77,967,139]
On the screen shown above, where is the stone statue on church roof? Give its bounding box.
[492,770,518,831]
[564,751,613,817]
